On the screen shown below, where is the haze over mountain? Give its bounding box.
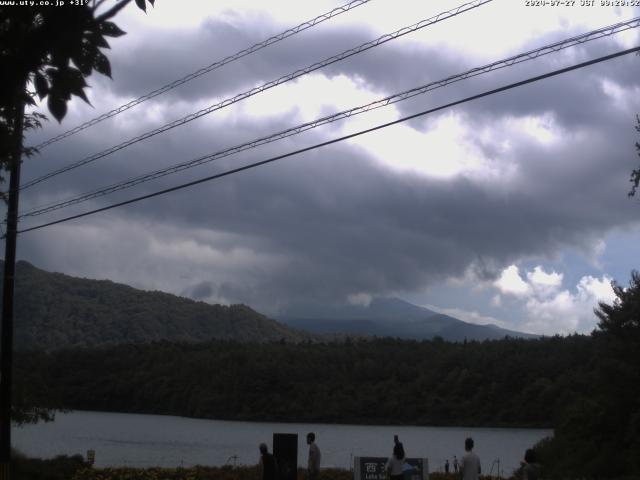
[2,260,312,351]
[279,297,538,341]
[2,260,535,351]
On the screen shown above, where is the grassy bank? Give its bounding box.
[71,467,478,480]
[10,456,491,480]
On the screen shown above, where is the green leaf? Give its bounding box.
[89,32,110,49]
[48,94,67,123]
[66,67,87,90]
[34,72,49,99]
[63,67,91,104]
[135,0,146,12]
[75,89,90,104]
[93,50,111,78]
[99,21,126,38]
[74,45,95,76]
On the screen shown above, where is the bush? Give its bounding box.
[11,451,89,480]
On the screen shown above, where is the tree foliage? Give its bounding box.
[595,270,640,334]
[15,335,596,428]
[0,0,155,181]
[631,116,640,197]
[0,0,156,424]
[11,452,88,480]
[533,272,640,479]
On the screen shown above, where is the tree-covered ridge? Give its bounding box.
[3,261,312,350]
[16,335,595,428]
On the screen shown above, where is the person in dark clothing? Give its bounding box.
[393,435,405,457]
[259,443,278,480]
[522,448,541,480]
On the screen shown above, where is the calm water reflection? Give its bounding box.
[13,411,552,476]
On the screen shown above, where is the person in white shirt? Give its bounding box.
[460,437,481,480]
[307,432,321,480]
[386,443,405,480]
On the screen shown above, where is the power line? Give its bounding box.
[17,45,640,235]
[30,0,374,151]
[19,17,640,219]
[21,0,493,191]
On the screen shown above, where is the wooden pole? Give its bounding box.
[0,87,25,480]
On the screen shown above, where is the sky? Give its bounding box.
[10,0,640,335]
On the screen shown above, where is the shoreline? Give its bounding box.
[39,409,555,431]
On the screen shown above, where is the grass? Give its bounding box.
[9,455,507,480]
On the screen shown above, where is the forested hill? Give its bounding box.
[16,335,595,427]
[2,260,312,350]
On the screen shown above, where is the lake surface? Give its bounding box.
[13,411,552,476]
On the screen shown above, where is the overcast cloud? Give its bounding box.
[12,0,640,334]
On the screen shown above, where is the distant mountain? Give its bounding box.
[279,297,537,341]
[1,260,312,351]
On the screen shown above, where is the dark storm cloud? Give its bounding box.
[20,112,639,310]
[16,7,640,312]
[98,11,640,127]
[102,19,374,104]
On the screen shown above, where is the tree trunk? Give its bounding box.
[0,80,26,480]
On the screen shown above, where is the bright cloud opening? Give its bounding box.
[493,265,616,334]
[242,74,379,122]
[350,112,497,179]
[494,265,531,296]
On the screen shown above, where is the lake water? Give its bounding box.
[13,411,552,477]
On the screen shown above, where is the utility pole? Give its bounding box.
[0,88,25,480]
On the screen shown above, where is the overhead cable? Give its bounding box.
[17,45,640,234]
[21,0,493,190]
[19,17,640,219]
[31,0,374,151]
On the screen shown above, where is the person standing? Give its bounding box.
[460,438,481,480]
[453,456,459,474]
[445,459,450,474]
[386,443,405,480]
[258,443,278,480]
[393,435,405,457]
[522,448,541,480]
[307,432,321,480]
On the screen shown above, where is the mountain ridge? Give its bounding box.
[2,260,312,350]
[279,296,537,341]
[1,260,535,349]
